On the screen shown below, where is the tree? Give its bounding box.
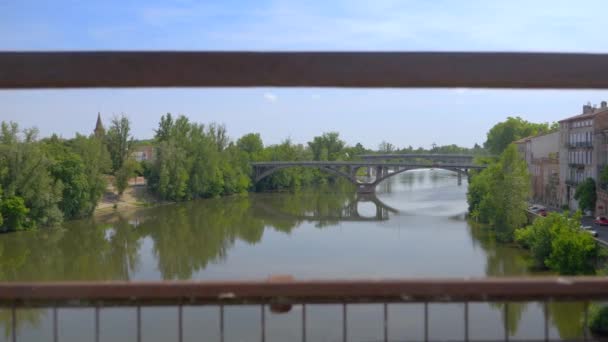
[115,158,141,195]
[308,132,345,161]
[378,141,396,153]
[0,196,29,230]
[484,117,555,155]
[467,144,530,242]
[106,115,134,172]
[574,178,596,213]
[515,211,599,275]
[236,133,264,160]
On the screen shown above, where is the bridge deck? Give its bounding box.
[251,161,486,169]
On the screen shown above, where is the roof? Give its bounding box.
[512,136,532,144]
[558,106,608,123]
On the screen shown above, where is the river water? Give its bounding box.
[0,170,587,341]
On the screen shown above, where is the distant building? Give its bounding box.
[514,132,560,207]
[558,101,608,212]
[94,113,105,138]
[132,145,155,162]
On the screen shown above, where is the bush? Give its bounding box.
[589,305,608,336]
[515,211,598,274]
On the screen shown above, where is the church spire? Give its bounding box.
[94,112,105,138]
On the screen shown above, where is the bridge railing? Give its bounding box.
[2,277,607,341]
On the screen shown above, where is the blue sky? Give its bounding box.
[2,0,608,148]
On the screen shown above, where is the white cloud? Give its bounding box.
[263,92,278,102]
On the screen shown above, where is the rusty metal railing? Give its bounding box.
[1,277,608,341]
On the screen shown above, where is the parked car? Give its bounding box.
[594,216,608,226]
[581,225,599,237]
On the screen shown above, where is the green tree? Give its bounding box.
[308,132,345,161]
[106,115,134,172]
[236,133,264,161]
[574,178,596,212]
[484,116,555,155]
[467,144,530,242]
[516,211,598,274]
[0,196,29,230]
[115,158,141,195]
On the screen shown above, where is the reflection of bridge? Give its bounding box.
[252,161,486,193]
[255,194,400,222]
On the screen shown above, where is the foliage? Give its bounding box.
[574,178,596,212]
[148,114,250,201]
[115,158,141,195]
[589,305,608,336]
[467,144,530,242]
[484,116,556,155]
[515,211,598,275]
[106,115,134,172]
[0,121,112,230]
[0,196,29,230]
[308,132,346,161]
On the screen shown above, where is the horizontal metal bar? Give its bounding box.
[1,277,608,307]
[2,51,608,89]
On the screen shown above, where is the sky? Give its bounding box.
[2,0,608,149]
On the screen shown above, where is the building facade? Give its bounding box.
[515,132,560,207]
[558,102,608,212]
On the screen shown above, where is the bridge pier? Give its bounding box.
[356,183,376,194]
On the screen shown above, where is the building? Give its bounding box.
[558,101,608,212]
[132,145,155,162]
[514,132,560,207]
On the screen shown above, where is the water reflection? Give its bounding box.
[0,170,589,340]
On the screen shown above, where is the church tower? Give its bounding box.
[94,113,105,138]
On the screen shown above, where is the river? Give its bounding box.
[0,169,587,341]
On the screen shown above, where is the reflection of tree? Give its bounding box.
[0,308,44,340]
[138,197,266,279]
[469,222,529,335]
[469,221,586,340]
[548,302,585,340]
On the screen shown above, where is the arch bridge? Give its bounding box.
[251,161,486,193]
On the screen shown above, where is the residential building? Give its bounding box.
[558,101,608,212]
[514,132,560,207]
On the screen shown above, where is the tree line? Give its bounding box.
[0,113,485,231]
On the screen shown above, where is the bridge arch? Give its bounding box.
[253,163,470,193]
[372,166,468,186]
[254,164,356,184]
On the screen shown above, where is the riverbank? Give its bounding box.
[94,178,172,217]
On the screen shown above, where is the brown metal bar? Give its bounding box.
[136,305,141,342]
[3,277,608,307]
[178,304,183,342]
[3,51,608,89]
[53,307,58,342]
[424,302,429,342]
[342,303,347,342]
[383,303,388,342]
[301,304,306,342]
[95,305,100,342]
[464,302,469,342]
[219,304,224,342]
[11,305,16,342]
[260,304,265,342]
[584,302,589,341]
[543,302,549,341]
[504,303,509,342]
